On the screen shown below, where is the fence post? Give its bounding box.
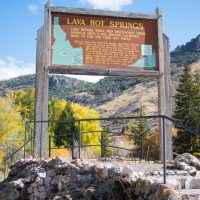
[24,122,27,159]
[163,116,167,184]
[101,131,104,158]
[140,135,143,160]
[72,132,75,159]
[49,134,52,158]
[30,127,33,157]
[4,162,6,179]
[78,121,81,159]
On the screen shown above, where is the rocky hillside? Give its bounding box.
[171,34,200,75]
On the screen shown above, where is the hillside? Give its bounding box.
[171,34,200,75]
[0,34,200,117]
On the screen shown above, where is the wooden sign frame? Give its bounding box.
[34,3,172,160]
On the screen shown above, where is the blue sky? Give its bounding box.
[0,0,200,81]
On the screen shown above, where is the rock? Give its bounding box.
[35,177,44,185]
[108,166,121,178]
[38,168,47,178]
[44,177,52,185]
[61,175,70,184]
[39,186,45,192]
[1,157,200,200]
[9,179,24,189]
[174,153,200,170]
[51,176,59,185]
[84,187,96,200]
[47,169,57,177]
[185,177,200,189]
[167,178,181,189]
[121,166,133,177]
[94,164,109,179]
[157,184,178,200]
[39,192,46,199]
[27,186,33,194]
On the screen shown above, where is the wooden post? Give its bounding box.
[34,26,44,159]
[40,3,50,158]
[34,3,50,159]
[163,34,173,160]
[157,8,172,161]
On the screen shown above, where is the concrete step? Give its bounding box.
[178,189,200,200]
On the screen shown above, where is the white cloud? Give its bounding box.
[0,57,103,83]
[66,75,103,83]
[80,0,133,11]
[28,4,38,14]
[0,57,35,80]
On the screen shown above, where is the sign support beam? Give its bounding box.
[157,8,172,161]
[34,3,50,159]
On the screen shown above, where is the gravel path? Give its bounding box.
[86,159,164,172]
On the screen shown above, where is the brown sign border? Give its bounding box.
[47,7,161,77]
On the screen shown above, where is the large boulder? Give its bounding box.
[174,153,200,176]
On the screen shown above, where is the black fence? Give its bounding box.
[2,115,200,184]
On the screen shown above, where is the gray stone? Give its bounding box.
[61,175,70,184]
[167,178,181,189]
[47,169,56,177]
[51,176,59,185]
[44,177,52,185]
[27,186,33,194]
[9,179,24,189]
[35,177,44,185]
[95,164,109,179]
[174,153,200,171]
[58,181,63,191]
[84,187,96,200]
[39,192,46,199]
[185,177,200,189]
[38,168,46,178]
[121,166,133,177]
[39,186,45,192]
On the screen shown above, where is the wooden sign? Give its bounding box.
[34,5,172,162]
[51,12,158,71]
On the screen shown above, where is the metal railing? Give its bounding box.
[2,115,200,184]
[2,121,34,178]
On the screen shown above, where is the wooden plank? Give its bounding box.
[163,34,173,160]
[50,7,158,20]
[34,26,44,159]
[49,66,160,78]
[156,8,166,161]
[40,3,50,158]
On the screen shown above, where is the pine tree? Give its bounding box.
[127,103,151,158]
[53,103,77,148]
[173,65,197,153]
[191,72,200,151]
[101,127,111,157]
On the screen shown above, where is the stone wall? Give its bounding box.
[0,156,200,200]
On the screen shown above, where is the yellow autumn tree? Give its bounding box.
[71,103,102,156]
[7,87,35,121]
[52,102,102,158]
[0,98,24,166]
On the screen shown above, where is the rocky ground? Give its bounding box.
[0,153,200,200]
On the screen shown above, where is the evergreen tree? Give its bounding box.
[173,65,198,153]
[53,103,77,148]
[127,103,151,158]
[192,72,200,131]
[101,127,112,157]
[191,72,200,151]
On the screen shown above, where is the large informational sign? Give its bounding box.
[51,13,158,70]
[35,5,172,161]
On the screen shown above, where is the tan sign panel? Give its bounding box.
[51,13,158,70]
